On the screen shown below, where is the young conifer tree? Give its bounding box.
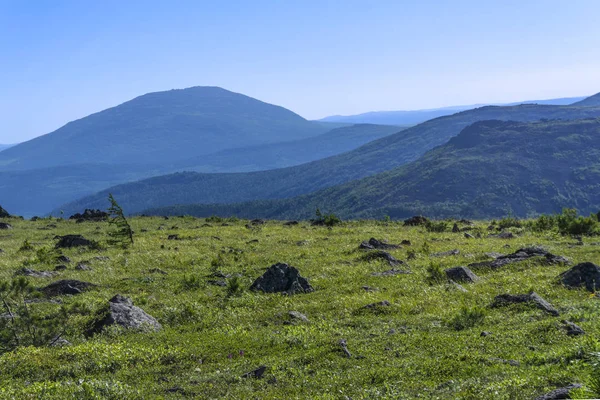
[107,194,134,247]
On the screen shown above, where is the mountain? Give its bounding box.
[320,96,587,125]
[0,86,332,171]
[573,93,600,107]
[172,124,403,173]
[0,144,15,152]
[142,118,600,220]
[0,123,399,216]
[57,103,600,217]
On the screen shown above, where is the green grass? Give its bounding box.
[0,216,599,398]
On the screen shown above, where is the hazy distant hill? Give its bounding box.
[57,97,600,216]
[143,118,600,220]
[573,93,600,107]
[320,96,586,125]
[0,123,399,216]
[0,144,15,152]
[0,87,331,171]
[173,124,403,173]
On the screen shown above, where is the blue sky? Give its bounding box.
[1,0,599,142]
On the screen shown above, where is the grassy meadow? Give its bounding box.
[0,216,599,399]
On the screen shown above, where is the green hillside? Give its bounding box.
[58,104,600,217]
[0,87,330,171]
[144,118,600,220]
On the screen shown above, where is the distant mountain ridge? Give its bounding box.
[57,97,600,217]
[142,118,600,220]
[0,86,331,171]
[320,96,587,125]
[573,93,600,107]
[0,144,15,152]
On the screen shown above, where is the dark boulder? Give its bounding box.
[57,255,71,264]
[241,365,267,379]
[361,250,403,266]
[562,320,585,336]
[452,223,460,233]
[88,294,162,334]
[445,266,479,283]
[559,262,600,292]
[250,263,313,295]
[69,209,109,223]
[470,246,569,269]
[15,268,56,278]
[0,222,12,230]
[283,220,299,226]
[534,384,582,400]
[39,279,96,296]
[359,238,400,250]
[403,216,429,226]
[54,235,94,249]
[491,292,559,316]
[0,205,10,218]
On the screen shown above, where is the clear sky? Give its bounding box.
[1,0,600,143]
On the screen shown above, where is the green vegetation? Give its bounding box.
[57,104,600,217]
[144,118,600,221]
[0,216,598,398]
[107,194,134,248]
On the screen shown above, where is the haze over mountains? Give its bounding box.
[147,118,600,219]
[319,96,587,125]
[0,144,15,152]
[57,95,600,217]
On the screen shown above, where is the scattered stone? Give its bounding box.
[361,286,378,292]
[167,234,179,240]
[403,215,429,226]
[363,300,391,309]
[241,365,267,379]
[57,255,71,263]
[338,339,352,358]
[559,262,600,292]
[489,357,520,367]
[488,232,515,239]
[534,384,582,400]
[401,240,412,246]
[480,331,492,337]
[283,221,299,226]
[458,219,474,225]
[54,235,94,249]
[464,233,474,239]
[470,246,569,269]
[250,263,313,295]
[359,238,400,250]
[491,292,559,316]
[563,320,585,336]
[484,252,503,259]
[445,266,479,283]
[250,219,266,225]
[165,386,185,394]
[208,280,227,287]
[212,236,222,241]
[88,294,162,334]
[296,240,309,246]
[15,268,56,278]
[93,256,110,261]
[431,249,460,257]
[149,268,168,275]
[69,209,108,222]
[0,222,12,230]
[362,250,403,266]
[452,223,460,233]
[371,268,411,276]
[39,279,96,296]
[246,239,259,244]
[75,263,92,271]
[54,265,67,271]
[288,311,309,323]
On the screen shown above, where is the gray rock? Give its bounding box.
[470,246,568,269]
[431,249,460,257]
[15,268,56,278]
[57,255,71,263]
[0,222,13,230]
[360,238,400,250]
[534,384,582,400]
[288,311,309,322]
[491,292,559,316]
[54,235,93,249]
[445,266,479,283]
[39,279,96,296]
[447,280,468,292]
[250,263,313,295]
[559,262,600,292]
[339,339,352,358]
[89,294,162,334]
[563,320,585,336]
[75,263,92,271]
[241,365,267,379]
[488,232,515,239]
[464,233,475,239]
